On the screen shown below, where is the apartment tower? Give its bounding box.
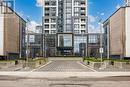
[126,0,130,6]
[43,0,88,56]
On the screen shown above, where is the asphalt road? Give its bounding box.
[0,76,130,87]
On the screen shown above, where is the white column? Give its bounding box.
[56,0,58,16]
[72,0,74,16]
[0,14,4,55]
[125,7,130,57]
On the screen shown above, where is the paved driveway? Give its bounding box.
[36,60,93,72]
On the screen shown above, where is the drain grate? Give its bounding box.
[49,83,91,87]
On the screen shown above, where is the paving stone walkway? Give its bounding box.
[37,60,93,72]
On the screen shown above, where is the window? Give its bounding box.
[45,8,49,11]
[51,24,56,28]
[81,25,86,28]
[74,8,79,12]
[51,1,56,6]
[81,1,85,5]
[89,35,99,43]
[66,13,71,18]
[74,18,79,23]
[45,1,49,5]
[74,30,79,34]
[81,19,85,23]
[74,24,79,29]
[81,13,85,16]
[51,18,56,23]
[51,7,56,12]
[45,13,49,16]
[66,3,71,7]
[66,8,71,13]
[45,19,49,23]
[51,13,56,16]
[58,34,73,47]
[74,1,79,6]
[66,19,71,24]
[45,30,49,34]
[74,13,79,16]
[81,7,85,12]
[66,25,72,30]
[45,25,49,28]
[51,30,56,34]
[81,30,85,34]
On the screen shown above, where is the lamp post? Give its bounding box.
[99,19,103,62]
[26,19,30,67]
[107,24,110,59]
[44,33,47,58]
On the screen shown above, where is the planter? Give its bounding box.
[0,61,15,69]
[83,59,105,69]
[27,60,45,69]
[114,62,130,69]
[84,60,89,65]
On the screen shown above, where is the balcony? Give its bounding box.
[81,13,86,16]
[81,1,86,6]
[45,13,49,16]
[81,19,86,23]
[45,1,49,6]
[45,19,49,23]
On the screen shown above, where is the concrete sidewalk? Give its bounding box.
[0,72,130,78]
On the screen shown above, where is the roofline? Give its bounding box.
[103,6,130,24]
[0,5,26,23]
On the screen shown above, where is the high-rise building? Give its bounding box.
[43,0,88,56]
[103,6,130,58]
[126,0,130,6]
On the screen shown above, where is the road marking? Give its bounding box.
[77,61,97,72]
[31,61,52,72]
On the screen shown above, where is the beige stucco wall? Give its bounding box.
[109,8,125,56]
[4,13,20,55]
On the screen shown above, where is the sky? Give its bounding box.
[14,0,125,33]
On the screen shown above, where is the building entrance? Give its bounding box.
[57,47,73,56]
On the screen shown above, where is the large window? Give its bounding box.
[88,35,99,43]
[74,36,87,53]
[58,34,72,47]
